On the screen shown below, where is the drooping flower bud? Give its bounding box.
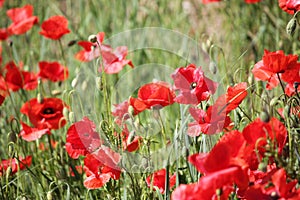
[260,110,270,123]
[286,17,297,37]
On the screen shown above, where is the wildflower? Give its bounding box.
[242,117,287,154]
[119,125,142,152]
[39,15,70,40]
[4,61,38,91]
[19,121,49,142]
[38,61,69,82]
[171,64,217,105]
[146,169,176,194]
[0,156,32,176]
[6,4,38,35]
[65,117,102,159]
[252,50,298,90]
[75,32,134,74]
[83,146,121,189]
[129,82,176,115]
[187,83,247,136]
[279,0,300,14]
[112,100,130,125]
[20,97,67,130]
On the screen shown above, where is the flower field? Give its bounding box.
[0,0,300,199]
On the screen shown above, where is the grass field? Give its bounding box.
[0,0,300,199]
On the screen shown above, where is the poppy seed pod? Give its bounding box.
[46,191,53,200]
[88,34,98,43]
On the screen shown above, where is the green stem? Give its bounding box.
[277,73,287,103]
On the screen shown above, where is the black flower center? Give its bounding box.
[190,82,197,90]
[43,107,55,114]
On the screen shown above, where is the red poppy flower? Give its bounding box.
[100,46,134,74]
[38,61,69,82]
[189,130,246,174]
[75,32,134,74]
[129,82,176,115]
[146,169,176,194]
[242,117,287,154]
[6,4,38,35]
[4,61,38,91]
[39,15,70,40]
[281,62,300,96]
[279,0,300,14]
[0,0,4,8]
[120,125,142,152]
[172,166,248,200]
[0,28,10,40]
[187,106,232,136]
[19,121,49,142]
[0,75,8,106]
[112,100,130,125]
[83,146,121,189]
[65,117,102,159]
[0,95,4,106]
[0,156,32,176]
[20,97,67,130]
[214,82,248,114]
[0,42,2,65]
[245,168,300,199]
[171,64,218,104]
[252,50,298,90]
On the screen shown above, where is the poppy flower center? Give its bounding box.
[43,107,55,114]
[190,82,197,90]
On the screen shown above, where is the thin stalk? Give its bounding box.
[277,73,287,102]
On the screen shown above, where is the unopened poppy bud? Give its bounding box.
[67,39,77,47]
[81,80,87,91]
[248,74,254,85]
[182,146,189,157]
[286,17,297,36]
[69,112,75,123]
[96,76,103,90]
[51,90,61,96]
[6,166,12,179]
[216,188,222,197]
[260,110,270,123]
[71,76,78,88]
[46,191,53,200]
[8,131,17,143]
[209,61,217,74]
[8,144,14,157]
[283,104,291,118]
[88,34,98,43]
[63,107,69,119]
[270,97,279,107]
[140,158,148,169]
[127,131,135,144]
[37,93,43,104]
[258,162,267,172]
[131,164,139,172]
